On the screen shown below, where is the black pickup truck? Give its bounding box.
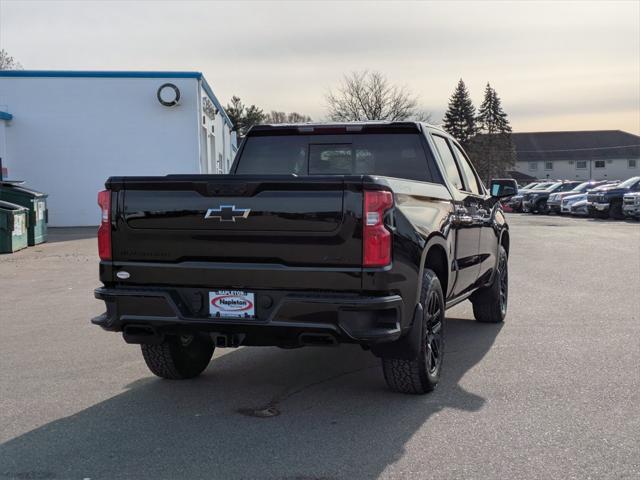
[93,122,514,394]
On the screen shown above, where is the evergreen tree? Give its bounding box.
[442,79,476,145]
[466,83,516,183]
[225,96,266,138]
[225,96,245,133]
[476,83,512,134]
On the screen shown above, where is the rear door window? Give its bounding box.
[432,135,464,191]
[451,142,482,195]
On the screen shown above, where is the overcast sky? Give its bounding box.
[1,0,639,133]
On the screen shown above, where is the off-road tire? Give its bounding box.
[141,333,214,379]
[471,245,508,323]
[382,269,444,394]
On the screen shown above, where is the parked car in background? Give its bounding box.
[622,192,640,220]
[562,193,587,214]
[547,180,607,214]
[508,182,554,212]
[562,182,621,216]
[522,181,582,214]
[569,198,590,216]
[587,176,640,219]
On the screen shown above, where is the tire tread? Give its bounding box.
[381,270,441,395]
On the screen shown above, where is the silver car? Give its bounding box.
[562,193,588,215]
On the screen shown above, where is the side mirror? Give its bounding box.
[490,178,518,198]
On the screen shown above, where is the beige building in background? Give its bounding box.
[511,130,639,181]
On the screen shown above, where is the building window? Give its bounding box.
[528,162,538,171]
[544,161,553,170]
[630,159,637,169]
[576,160,587,169]
[594,160,605,169]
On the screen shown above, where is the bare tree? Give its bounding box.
[326,70,423,122]
[266,111,287,123]
[286,112,312,123]
[265,111,312,124]
[0,49,23,70]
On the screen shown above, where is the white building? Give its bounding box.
[511,130,639,182]
[0,71,237,226]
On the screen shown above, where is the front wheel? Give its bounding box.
[532,200,547,214]
[381,269,444,394]
[141,333,214,379]
[610,201,624,220]
[471,245,508,323]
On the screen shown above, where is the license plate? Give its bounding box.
[596,204,607,211]
[209,290,255,318]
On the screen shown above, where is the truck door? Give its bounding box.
[430,135,481,297]
[449,141,496,283]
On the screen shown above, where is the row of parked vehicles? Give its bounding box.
[506,176,640,220]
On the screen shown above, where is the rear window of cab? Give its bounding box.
[236,133,438,182]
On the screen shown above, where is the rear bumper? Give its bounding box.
[93,287,404,345]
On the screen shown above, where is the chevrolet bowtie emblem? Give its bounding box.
[204,205,251,222]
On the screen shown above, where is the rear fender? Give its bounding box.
[417,234,452,300]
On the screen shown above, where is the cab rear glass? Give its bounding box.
[235,133,440,182]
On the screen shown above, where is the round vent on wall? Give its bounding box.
[157,83,181,107]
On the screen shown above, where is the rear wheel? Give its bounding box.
[471,245,508,323]
[141,333,214,379]
[382,270,444,394]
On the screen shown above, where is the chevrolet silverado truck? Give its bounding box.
[92,122,514,394]
[587,176,640,219]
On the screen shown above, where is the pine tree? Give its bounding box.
[225,96,266,138]
[466,83,516,183]
[476,83,512,134]
[442,79,476,145]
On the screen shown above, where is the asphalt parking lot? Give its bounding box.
[1,214,639,480]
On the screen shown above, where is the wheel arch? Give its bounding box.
[499,229,510,257]
[418,234,451,300]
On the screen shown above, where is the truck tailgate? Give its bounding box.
[109,175,363,270]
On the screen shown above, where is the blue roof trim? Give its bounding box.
[0,111,13,121]
[200,77,233,129]
[0,70,234,129]
[0,70,202,79]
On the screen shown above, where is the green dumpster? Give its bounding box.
[0,200,29,253]
[0,182,48,245]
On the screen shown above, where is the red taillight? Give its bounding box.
[97,190,111,260]
[363,190,393,267]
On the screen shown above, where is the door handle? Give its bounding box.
[453,207,473,226]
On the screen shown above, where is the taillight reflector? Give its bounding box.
[97,190,111,260]
[363,190,393,267]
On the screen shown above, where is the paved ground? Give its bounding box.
[1,215,639,480]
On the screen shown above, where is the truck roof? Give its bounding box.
[247,121,447,136]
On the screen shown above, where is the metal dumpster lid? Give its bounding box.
[0,200,29,211]
[0,182,47,197]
